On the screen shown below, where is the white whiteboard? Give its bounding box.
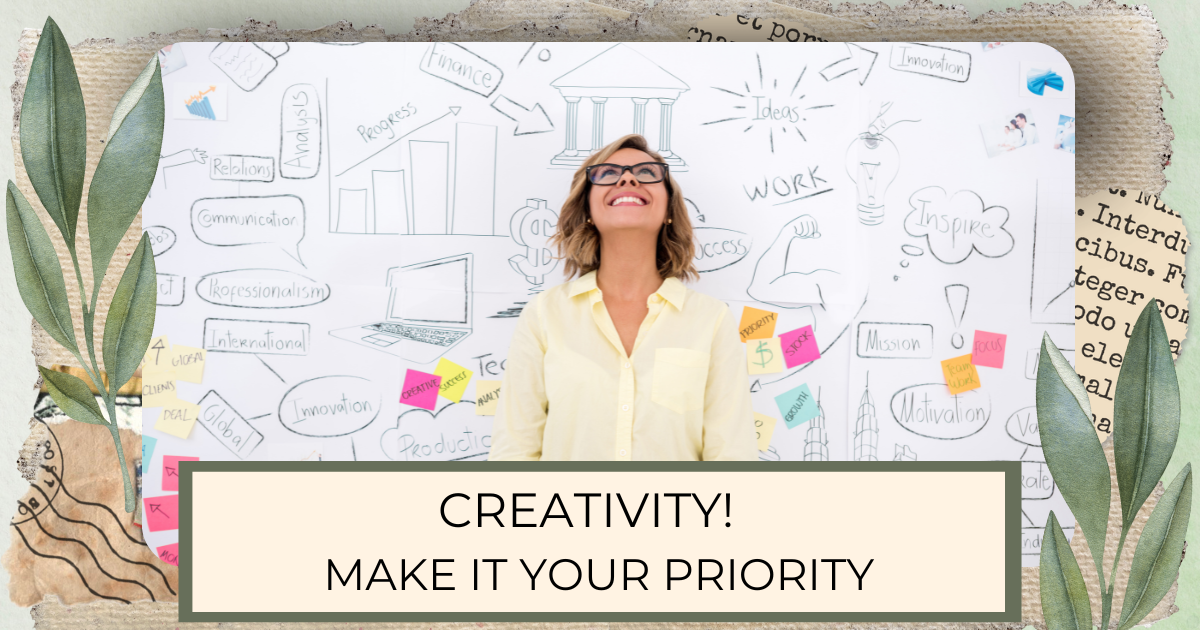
[141,41,1075,566]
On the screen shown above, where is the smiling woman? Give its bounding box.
[487,134,757,462]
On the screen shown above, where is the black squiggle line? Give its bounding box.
[31,484,176,596]
[18,500,155,601]
[11,522,131,604]
[41,465,146,547]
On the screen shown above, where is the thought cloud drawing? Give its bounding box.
[903,187,1014,264]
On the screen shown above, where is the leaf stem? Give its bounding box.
[1102,525,1131,629]
[105,396,135,513]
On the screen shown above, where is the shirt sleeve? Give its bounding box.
[700,305,759,461]
[487,293,549,461]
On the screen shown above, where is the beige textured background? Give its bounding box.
[1,0,1196,629]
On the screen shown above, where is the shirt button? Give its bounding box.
[622,404,629,411]
[623,362,630,369]
[620,449,627,456]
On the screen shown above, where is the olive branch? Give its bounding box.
[7,17,164,513]
[1036,300,1191,629]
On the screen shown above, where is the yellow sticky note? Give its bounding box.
[143,336,172,374]
[941,354,982,395]
[754,412,777,451]
[475,380,501,415]
[746,337,785,374]
[142,373,178,407]
[738,306,779,342]
[434,358,473,402]
[155,398,199,439]
[171,345,207,383]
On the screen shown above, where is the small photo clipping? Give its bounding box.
[979,109,1039,158]
[1053,115,1076,155]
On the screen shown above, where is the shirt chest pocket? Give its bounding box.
[651,348,710,415]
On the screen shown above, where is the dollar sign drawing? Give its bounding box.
[753,340,773,368]
[509,198,559,285]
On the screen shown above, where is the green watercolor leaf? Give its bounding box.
[38,365,107,425]
[88,56,163,297]
[1041,331,1093,420]
[6,181,77,353]
[19,17,86,246]
[1037,334,1111,578]
[1040,511,1093,630]
[101,233,156,396]
[1118,464,1192,630]
[1114,301,1181,530]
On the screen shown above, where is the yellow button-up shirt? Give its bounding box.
[488,270,757,461]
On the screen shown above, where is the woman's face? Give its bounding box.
[586,148,669,236]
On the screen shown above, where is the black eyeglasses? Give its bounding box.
[586,162,669,186]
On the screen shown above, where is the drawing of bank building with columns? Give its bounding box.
[549,44,689,170]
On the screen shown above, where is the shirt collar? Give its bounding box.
[568,270,687,310]
[568,271,599,298]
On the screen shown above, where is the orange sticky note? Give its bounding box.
[941,354,982,394]
[738,306,779,342]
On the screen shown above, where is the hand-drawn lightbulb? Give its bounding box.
[845,131,899,226]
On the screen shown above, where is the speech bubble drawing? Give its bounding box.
[191,195,306,266]
[277,376,381,438]
[903,187,1013,264]
[889,383,991,440]
[144,225,177,256]
[1005,406,1041,447]
[196,269,331,309]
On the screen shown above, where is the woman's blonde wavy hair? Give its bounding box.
[549,134,698,282]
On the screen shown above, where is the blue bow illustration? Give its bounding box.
[1026,69,1064,96]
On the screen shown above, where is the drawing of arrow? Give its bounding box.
[335,106,462,177]
[820,44,878,86]
[490,95,555,135]
[148,503,167,515]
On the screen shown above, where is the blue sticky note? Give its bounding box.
[142,435,157,465]
[774,383,819,429]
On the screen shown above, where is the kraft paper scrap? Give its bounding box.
[9,0,1177,628]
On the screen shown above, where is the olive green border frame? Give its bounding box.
[178,461,1021,623]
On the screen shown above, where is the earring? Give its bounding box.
[586,217,593,224]
[667,218,673,224]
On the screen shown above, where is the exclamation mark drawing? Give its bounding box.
[945,284,969,350]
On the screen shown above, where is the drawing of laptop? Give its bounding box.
[330,253,473,364]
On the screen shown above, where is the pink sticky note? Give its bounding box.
[779,325,820,368]
[971,330,1007,368]
[157,543,180,566]
[144,495,179,532]
[162,455,199,492]
[400,369,442,410]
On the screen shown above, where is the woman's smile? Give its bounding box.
[609,192,648,206]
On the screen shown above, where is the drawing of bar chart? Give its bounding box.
[332,171,408,235]
[330,122,497,235]
[410,140,450,234]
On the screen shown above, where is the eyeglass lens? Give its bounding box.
[589,163,666,185]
